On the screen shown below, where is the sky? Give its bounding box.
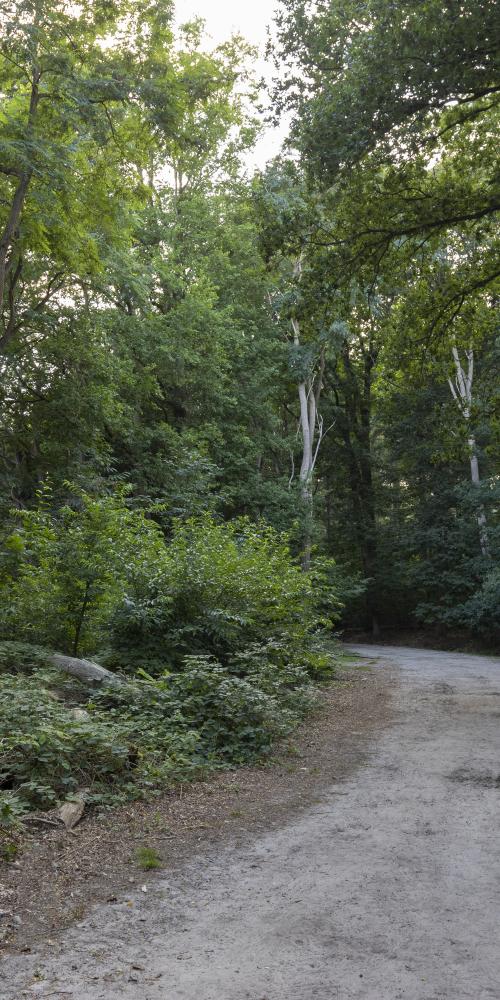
[174,0,290,169]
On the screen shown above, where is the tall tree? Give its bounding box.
[272,0,500,313]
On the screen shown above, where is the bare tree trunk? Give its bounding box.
[291,317,326,570]
[290,259,329,570]
[0,40,40,347]
[72,581,91,657]
[0,175,31,321]
[448,345,489,557]
[468,436,489,556]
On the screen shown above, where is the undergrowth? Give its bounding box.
[0,505,341,840]
[0,640,337,837]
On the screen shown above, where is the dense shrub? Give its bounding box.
[1,496,339,669]
[93,647,319,767]
[0,644,320,816]
[0,642,52,675]
[106,514,337,674]
[0,666,202,814]
[418,565,500,644]
[0,486,166,656]
[0,499,340,822]
[0,672,134,809]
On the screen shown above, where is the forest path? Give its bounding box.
[3,646,500,1000]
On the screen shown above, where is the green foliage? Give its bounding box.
[450,567,500,641]
[264,2,500,642]
[1,495,338,665]
[170,656,296,761]
[0,663,205,813]
[0,644,323,815]
[0,790,27,841]
[0,672,134,809]
[273,0,499,290]
[93,650,318,769]
[135,846,163,870]
[0,838,19,862]
[0,641,52,675]
[274,0,499,180]
[106,514,336,672]
[0,504,337,817]
[0,487,165,656]
[2,0,498,850]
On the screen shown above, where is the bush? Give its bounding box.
[0,642,52,675]
[0,486,166,656]
[1,497,339,672]
[106,514,337,674]
[426,565,500,643]
[93,652,316,767]
[171,656,298,761]
[0,646,318,814]
[0,669,203,812]
[0,504,340,817]
[0,673,133,809]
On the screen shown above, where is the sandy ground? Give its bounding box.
[2,645,500,1000]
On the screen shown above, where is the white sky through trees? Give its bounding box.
[175,0,288,169]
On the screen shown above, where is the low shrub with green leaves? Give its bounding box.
[93,649,318,766]
[106,514,338,675]
[0,664,203,815]
[0,642,52,675]
[0,671,134,810]
[0,495,341,825]
[0,644,321,818]
[0,485,165,657]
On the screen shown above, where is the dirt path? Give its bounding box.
[2,646,500,1000]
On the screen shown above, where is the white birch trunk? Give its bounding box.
[291,315,326,569]
[447,345,489,557]
[289,259,331,568]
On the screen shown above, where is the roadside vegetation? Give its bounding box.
[0,492,338,839]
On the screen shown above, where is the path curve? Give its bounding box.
[2,646,500,1000]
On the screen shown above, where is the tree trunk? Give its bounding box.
[0,59,40,347]
[448,345,489,557]
[340,341,379,634]
[292,318,325,570]
[469,435,489,557]
[72,581,91,657]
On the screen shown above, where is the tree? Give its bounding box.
[0,11,294,528]
[272,0,500,315]
[0,0,181,355]
[370,270,500,637]
[1,485,166,656]
[254,163,338,566]
[273,0,500,192]
[447,344,489,557]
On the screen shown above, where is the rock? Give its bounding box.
[57,794,86,830]
[51,653,123,687]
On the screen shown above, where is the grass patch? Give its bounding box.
[135,846,163,870]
